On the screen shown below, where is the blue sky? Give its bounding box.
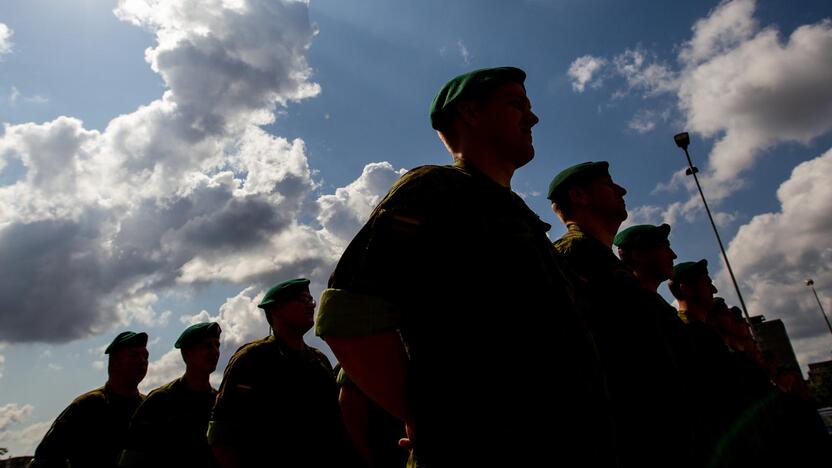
[1,0,831,456]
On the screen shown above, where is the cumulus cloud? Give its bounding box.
[718,148,832,372]
[0,404,50,457]
[567,55,606,92]
[0,23,12,57]
[317,162,406,245]
[612,48,677,97]
[678,8,832,197]
[0,0,407,344]
[0,403,33,431]
[0,420,51,456]
[140,348,185,392]
[569,0,832,227]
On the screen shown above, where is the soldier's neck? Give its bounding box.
[456,153,515,188]
[275,329,306,351]
[183,369,212,392]
[567,219,617,248]
[634,272,661,292]
[106,378,140,397]
[678,300,709,323]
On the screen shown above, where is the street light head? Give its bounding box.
[674,132,690,150]
[807,279,815,286]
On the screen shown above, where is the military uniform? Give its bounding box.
[317,161,614,467]
[554,223,695,467]
[337,367,408,468]
[208,335,358,467]
[118,377,218,468]
[30,384,144,468]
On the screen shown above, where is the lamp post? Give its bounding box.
[806,279,832,340]
[673,132,752,322]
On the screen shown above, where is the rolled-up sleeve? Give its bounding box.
[315,288,402,337]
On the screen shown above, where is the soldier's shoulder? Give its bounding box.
[145,378,181,400]
[72,386,108,405]
[552,229,591,255]
[382,164,470,204]
[227,336,275,365]
[307,346,332,368]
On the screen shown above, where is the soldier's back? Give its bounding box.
[31,385,144,468]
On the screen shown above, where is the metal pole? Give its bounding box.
[807,279,832,339]
[677,143,753,323]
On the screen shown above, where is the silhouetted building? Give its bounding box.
[749,315,801,373]
[0,456,34,468]
[808,360,832,408]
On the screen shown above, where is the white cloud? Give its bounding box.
[0,420,51,457]
[457,40,471,65]
[181,286,268,353]
[628,109,658,134]
[0,0,336,343]
[620,204,664,230]
[570,0,832,210]
[47,363,63,371]
[718,148,832,373]
[8,86,49,106]
[317,162,405,245]
[679,0,758,65]
[0,404,50,457]
[0,23,13,57]
[0,353,4,379]
[140,348,184,393]
[9,86,20,104]
[567,55,606,92]
[612,48,677,97]
[678,13,832,198]
[0,403,33,431]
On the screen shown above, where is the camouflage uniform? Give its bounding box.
[317,161,614,467]
[554,223,694,468]
[30,384,144,468]
[118,377,218,468]
[208,335,358,467]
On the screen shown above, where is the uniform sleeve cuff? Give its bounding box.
[315,288,401,337]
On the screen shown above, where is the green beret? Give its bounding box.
[614,223,671,250]
[546,161,610,202]
[671,259,709,284]
[258,278,311,309]
[712,296,727,311]
[429,67,526,131]
[105,331,148,354]
[175,322,221,349]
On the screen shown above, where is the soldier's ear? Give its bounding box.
[455,100,483,127]
[566,185,589,207]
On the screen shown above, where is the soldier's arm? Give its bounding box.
[208,349,259,468]
[327,332,411,424]
[117,391,163,468]
[28,400,83,468]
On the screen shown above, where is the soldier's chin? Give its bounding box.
[515,149,534,168]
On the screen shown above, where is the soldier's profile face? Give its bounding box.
[641,240,676,280]
[584,175,628,222]
[273,289,316,335]
[478,82,539,169]
[184,337,221,374]
[689,273,717,305]
[111,345,149,385]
